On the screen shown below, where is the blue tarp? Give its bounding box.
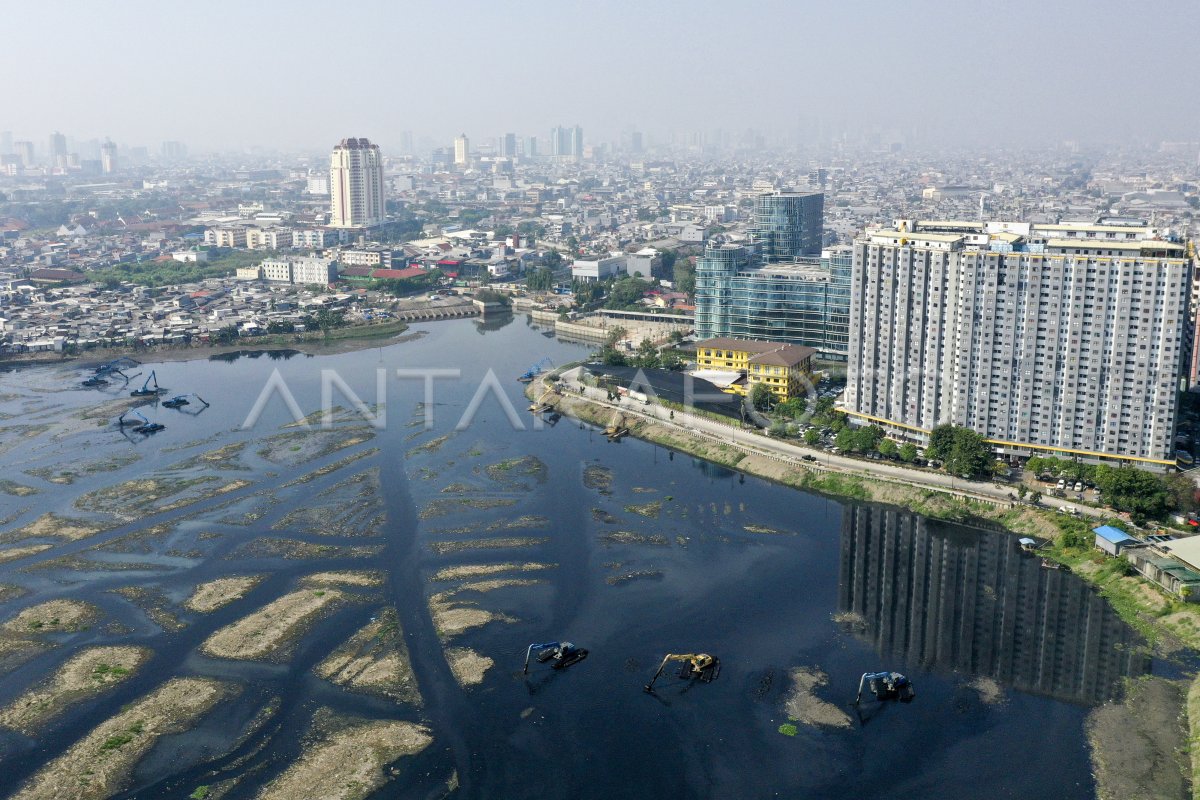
[1093,525,1134,544]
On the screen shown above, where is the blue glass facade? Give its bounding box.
[694,245,850,361]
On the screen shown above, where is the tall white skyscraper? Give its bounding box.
[329,137,386,229]
[453,133,469,166]
[845,219,1192,468]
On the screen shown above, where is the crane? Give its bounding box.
[643,652,720,693]
[522,640,589,674]
[131,370,165,397]
[854,671,915,705]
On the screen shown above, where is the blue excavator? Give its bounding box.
[82,360,130,387]
[162,393,209,411]
[517,357,553,383]
[131,370,166,397]
[854,671,915,705]
[523,641,588,674]
[119,409,165,435]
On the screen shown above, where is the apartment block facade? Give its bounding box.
[844,219,1192,466]
[329,137,386,229]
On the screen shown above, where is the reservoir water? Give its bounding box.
[0,316,1150,799]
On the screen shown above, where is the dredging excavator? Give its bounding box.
[854,671,915,705]
[131,370,166,397]
[523,641,588,673]
[643,652,721,693]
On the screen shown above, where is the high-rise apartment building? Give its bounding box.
[0,131,11,155]
[501,133,517,158]
[48,131,66,164]
[329,137,386,229]
[453,133,469,166]
[161,140,187,160]
[751,191,824,260]
[844,219,1192,467]
[550,125,583,160]
[13,140,34,167]
[100,139,117,174]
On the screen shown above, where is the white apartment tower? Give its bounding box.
[329,137,386,229]
[453,133,469,166]
[845,220,1192,468]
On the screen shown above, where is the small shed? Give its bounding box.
[1018,537,1038,553]
[1093,525,1136,556]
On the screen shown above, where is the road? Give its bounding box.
[551,367,1107,522]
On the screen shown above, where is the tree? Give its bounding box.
[1164,471,1199,515]
[835,427,857,451]
[804,428,821,446]
[926,425,957,460]
[604,277,652,310]
[526,268,554,291]
[776,397,807,419]
[634,338,660,369]
[1091,464,1170,520]
[213,325,239,345]
[899,443,918,463]
[945,428,993,478]
[1030,490,1043,505]
[750,384,774,412]
[543,251,563,270]
[673,256,696,298]
[924,424,993,478]
[1017,484,1028,500]
[878,438,898,459]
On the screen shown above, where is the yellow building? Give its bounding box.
[695,337,815,400]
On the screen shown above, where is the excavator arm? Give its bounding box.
[643,653,717,693]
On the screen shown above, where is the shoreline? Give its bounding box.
[0,320,421,368]
[528,371,1200,799]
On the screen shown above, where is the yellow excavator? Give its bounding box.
[605,410,629,441]
[528,385,558,414]
[643,652,721,693]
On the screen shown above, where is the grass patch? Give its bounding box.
[778,722,798,737]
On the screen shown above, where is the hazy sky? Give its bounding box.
[6,0,1199,153]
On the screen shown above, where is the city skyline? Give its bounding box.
[5,0,1199,151]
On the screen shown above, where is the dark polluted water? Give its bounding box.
[0,316,1151,799]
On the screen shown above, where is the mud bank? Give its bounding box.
[12,677,228,800]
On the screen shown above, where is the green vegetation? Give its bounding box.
[91,249,272,288]
[1027,454,1195,522]
[603,276,653,311]
[92,663,131,680]
[189,787,212,800]
[474,288,511,306]
[526,268,554,291]
[750,384,773,412]
[672,253,695,297]
[778,722,798,737]
[375,268,444,296]
[925,424,993,478]
[835,424,884,453]
[100,720,144,752]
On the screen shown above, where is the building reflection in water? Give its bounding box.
[838,505,1149,704]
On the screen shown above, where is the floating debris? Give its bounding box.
[446,647,493,688]
[0,645,150,733]
[201,589,347,661]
